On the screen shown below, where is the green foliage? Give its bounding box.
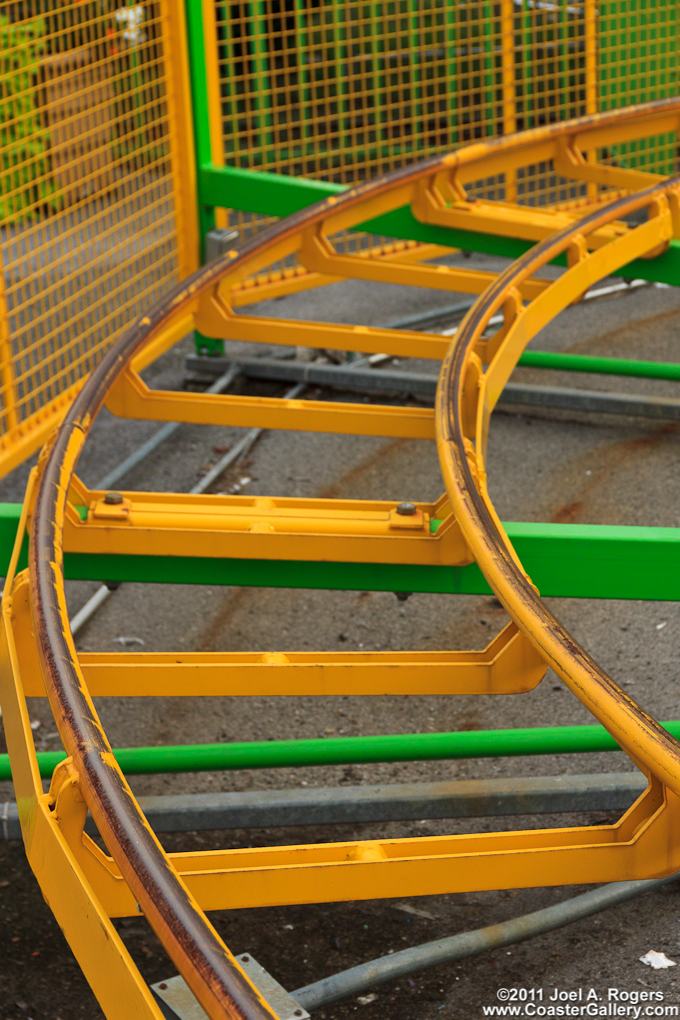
[0,14,54,223]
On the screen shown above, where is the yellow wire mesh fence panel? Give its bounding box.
[217,1,496,182]
[0,0,197,478]
[598,0,679,178]
[215,0,598,181]
[213,1,596,200]
[212,0,678,244]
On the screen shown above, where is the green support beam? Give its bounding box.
[59,522,680,600]
[197,163,680,287]
[2,503,680,600]
[0,504,24,573]
[198,163,344,218]
[1,720,677,780]
[518,350,680,381]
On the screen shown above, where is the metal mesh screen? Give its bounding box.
[211,1,679,269]
[514,0,591,131]
[210,2,591,272]
[1,1,676,477]
[0,0,196,475]
[210,0,598,247]
[598,0,679,177]
[217,1,501,182]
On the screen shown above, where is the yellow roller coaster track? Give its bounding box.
[3,98,680,1019]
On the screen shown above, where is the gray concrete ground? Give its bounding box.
[2,252,680,1019]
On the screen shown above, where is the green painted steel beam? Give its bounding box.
[198,163,344,217]
[57,522,680,601]
[61,550,490,594]
[197,163,680,286]
[2,504,680,600]
[183,1,216,257]
[1,721,677,781]
[518,350,680,380]
[508,522,680,600]
[197,163,542,260]
[184,4,211,168]
[0,503,25,574]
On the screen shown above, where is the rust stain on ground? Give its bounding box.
[548,424,679,524]
[196,588,251,653]
[619,426,679,450]
[551,501,583,523]
[456,707,482,731]
[564,305,680,356]
[318,437,414,498]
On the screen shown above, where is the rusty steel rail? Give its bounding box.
[6,98,680,1019]
[26,275,289,1020]
[30,467,279,966]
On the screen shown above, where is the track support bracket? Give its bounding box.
[152,958,310,1020]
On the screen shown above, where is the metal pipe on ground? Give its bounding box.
[293,871,680,1010]
[154,872,680,1016]
[189,382,305,495]
[68,582,118,635]
[186,356,680,421]
[0,772,647,840]
[190,349,401,496]
[368,278,652,334]
[96,365,241,491]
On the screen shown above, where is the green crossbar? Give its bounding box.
[2,504,680,600]
[518,351,680,380]
[1,721,675,781]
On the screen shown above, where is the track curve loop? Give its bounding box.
[436,176,680,792]
[14,97,680,1018]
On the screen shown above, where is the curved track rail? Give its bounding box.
[436,176,680,794]
[4,99,680,1018]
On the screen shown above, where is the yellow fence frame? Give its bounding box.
[0,0,199,480]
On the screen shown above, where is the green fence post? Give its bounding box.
[184,0,226,355]
[184,0,216,254]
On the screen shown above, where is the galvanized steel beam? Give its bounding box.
[0,774,648,841]
[187,355,680,421]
